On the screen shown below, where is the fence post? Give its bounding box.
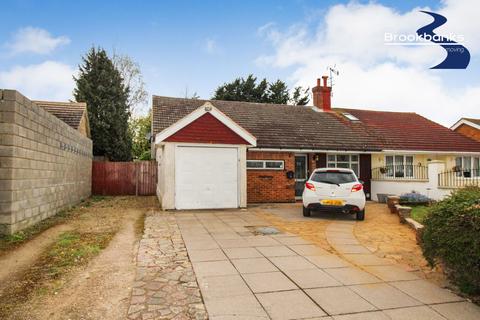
[135,162,139,196]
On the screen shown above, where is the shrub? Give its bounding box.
[399,191,432,205]
[422,187,480,295]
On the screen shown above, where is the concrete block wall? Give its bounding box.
[0,90,92,235]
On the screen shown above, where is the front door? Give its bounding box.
[295,154,308,197]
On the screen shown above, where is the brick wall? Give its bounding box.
[455,124,480,142]
[246,151,295,203]
[0,90,92,235]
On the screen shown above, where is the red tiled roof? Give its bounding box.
[463,118,480,126]
[336,108,480,152]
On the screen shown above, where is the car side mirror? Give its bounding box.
[358,180,364,185]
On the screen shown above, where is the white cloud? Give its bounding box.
[256,0,480,126]
[7,27,70,55]
[203,38,221,55]
[0,61,76,101]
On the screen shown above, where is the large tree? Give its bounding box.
[74,47,132,161]
[212,74,309,105]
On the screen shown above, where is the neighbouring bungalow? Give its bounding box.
[151,77,480,210]
[451,117,480,143]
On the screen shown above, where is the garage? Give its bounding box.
[154,102,257,210]
[175,146,239,209]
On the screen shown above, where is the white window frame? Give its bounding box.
[455,156,480,177]
[385,155,414,178]
[247,160,285,170]
[327,154,360,177]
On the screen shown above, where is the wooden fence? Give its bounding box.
[92,161,157,196]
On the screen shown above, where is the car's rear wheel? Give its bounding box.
[303,206,311,217]
[356,209,365,221]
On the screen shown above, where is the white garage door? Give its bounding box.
[175,146,239,209]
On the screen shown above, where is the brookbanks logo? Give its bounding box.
[384,11,470,69]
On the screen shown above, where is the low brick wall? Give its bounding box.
[0,90,92,235]
[246,151,295,203]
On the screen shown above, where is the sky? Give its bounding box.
[0,0,478,126]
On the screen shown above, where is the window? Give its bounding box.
[385,155,414,178]
[247,160,284,170]
[343,113,360,121]
[455,156,480,177]
[311,171,357,184]
[327,154,359,176]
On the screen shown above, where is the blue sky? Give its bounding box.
[0,0,478,125]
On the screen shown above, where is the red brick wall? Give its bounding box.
[247,151,295,203]
[455,124,480,142]
[164,113,249,144]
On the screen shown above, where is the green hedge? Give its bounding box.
[422,187,480,294]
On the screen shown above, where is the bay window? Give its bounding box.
[455,156,480,177]
[385,155,414,178]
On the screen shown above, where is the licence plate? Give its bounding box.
[321,199,344,206]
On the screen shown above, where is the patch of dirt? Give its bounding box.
[354,202,448,286]
[0,196,158,320]
[0,224,73,284]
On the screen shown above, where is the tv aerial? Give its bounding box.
[327,65,340,96]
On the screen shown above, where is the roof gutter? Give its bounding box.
[248,147,377,154]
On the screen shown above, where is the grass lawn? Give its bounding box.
[411,205,430,223]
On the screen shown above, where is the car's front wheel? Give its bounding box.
[356,209,365,221]
[303,206,311,217]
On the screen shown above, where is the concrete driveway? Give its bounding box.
[131,204,480,320]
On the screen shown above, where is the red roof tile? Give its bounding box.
[336,108,480,152]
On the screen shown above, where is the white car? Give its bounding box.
[302,168,366,220]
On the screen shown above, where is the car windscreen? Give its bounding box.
[311,171,357,185]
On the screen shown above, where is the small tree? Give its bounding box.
[212,74,309,105]
[74,47,132,161]
[130,112,152,160]
[113,53,148,113]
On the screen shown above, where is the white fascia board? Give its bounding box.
[248,148,374,154]
[450,119,480,131]
[155,102,256,146]
[380,149,480,155]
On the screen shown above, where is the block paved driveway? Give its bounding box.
[167,207,480,320]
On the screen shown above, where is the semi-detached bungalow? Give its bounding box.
[151,77,480,210]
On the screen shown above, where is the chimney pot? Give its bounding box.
[322,76,328,87]
[312,76,332,112]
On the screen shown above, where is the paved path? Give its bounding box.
[127,212,207,320]
[178,208,480,320]
[132,207,480,319]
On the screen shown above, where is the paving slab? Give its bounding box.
[284,268,342,289]
[306,255,351,269]
[231,257,278,274]
[188,249,228,262]
[364,265,419,282]
[256,245,297,257]
[216,238,250,248]
[324,267,381,285]
[342,254,392,266]
[306,286,376,315]
[223,247,262,259]
[349,283,422,309]
[269,255,317,271]
[331,244,371,254]
[383,306,446,320]
[245,236,282,247]
[431,301,480,320]
[332,311,390,320]
[289,244,330,256]
[275,236,311,245]
[192,260,238,278]
[198,274,252,298]
[243,271,298,293]
[256,290,327,319]
[185,239,220,250]
[391,279,464,304]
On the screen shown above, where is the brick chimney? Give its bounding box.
[312,76,331,111]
